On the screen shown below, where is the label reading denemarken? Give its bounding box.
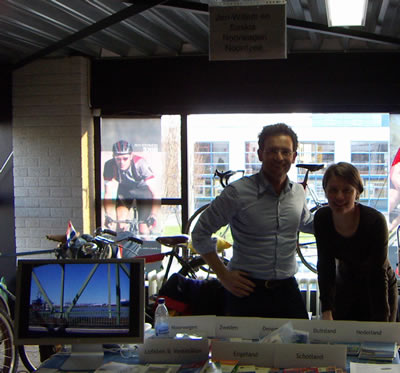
[209,3,286,61]
[216,316,285,339]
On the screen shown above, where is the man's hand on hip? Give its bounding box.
[220,270,255,298]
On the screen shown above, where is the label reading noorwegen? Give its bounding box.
[169,315,216,338]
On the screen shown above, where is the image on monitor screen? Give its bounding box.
[15,258,145,347]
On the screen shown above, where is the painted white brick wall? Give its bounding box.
[12,57,94,256]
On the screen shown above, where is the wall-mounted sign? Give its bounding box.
[209,1,286,61]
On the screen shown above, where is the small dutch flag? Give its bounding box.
[65,220,77,248]
[117,245,123,259]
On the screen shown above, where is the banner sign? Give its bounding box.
[209,1,287,61]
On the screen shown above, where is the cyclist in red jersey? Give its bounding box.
[103,140,159,234]
[389,148,400,231]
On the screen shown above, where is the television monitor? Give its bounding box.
[14,258,145,370]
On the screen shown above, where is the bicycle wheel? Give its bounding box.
[18,344,58,372]
[178,256,229,278]
[183,204,210,236]
[184,204,233,244]
[183,204,232,278]
[17,345,40,372]
[296,240,317,274]
[184,204,233,253]
[0,308,18,373]
[296,203,328,274]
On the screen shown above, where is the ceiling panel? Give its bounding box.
[1,0,399,70]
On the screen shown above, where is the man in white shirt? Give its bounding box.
[192,123,313,318]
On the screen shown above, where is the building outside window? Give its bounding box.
[296,142,335,206]
[351,141,389,212]
[193,141,229,209]
[245,141,259,175]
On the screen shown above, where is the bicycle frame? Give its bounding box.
[296,163,325,274]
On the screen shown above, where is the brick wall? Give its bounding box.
[12,57,95,256]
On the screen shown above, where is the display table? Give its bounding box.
[37,346,142,372]
[35,342,400,373]
[36,317,400,372]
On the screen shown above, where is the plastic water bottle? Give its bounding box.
[154,297,169,338]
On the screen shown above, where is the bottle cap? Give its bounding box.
[158,297,165,304]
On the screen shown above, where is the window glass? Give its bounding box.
[193,141,229,209]
[245,141,259,175]
[351,141,388,212]
[297,142,335,205]
[99,113,399,276]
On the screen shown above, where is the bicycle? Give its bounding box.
[180,169,245,273]
[184,165,325,275]
[132,169,243,291]
[104,204,140,236]
[296,163,326,274]
[183,169,245,240]
[104,208,156,238]
[156,166,324,282]
[0,279,18,373]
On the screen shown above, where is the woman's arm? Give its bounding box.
[361,209,391,321]
[315,209,337,318]
[321,310,333,320]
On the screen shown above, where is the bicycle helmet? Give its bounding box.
[112,140,133,155]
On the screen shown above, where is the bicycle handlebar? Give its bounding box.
[102,228,117,236]
[214,169,245,188]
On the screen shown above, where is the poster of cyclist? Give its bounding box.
[389,117,400,277]
[100,118,162,238]
[389,118,400,231]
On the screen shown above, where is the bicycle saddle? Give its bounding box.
[296,163,324,172]
[46,234,67,243]
[156,235,190,247]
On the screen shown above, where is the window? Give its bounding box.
[351,142,389,212]
[245,141,260,175]
[98,113,399,277]
[193,141,229,209]
[98,114,392,234]
[297,142,335,205]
